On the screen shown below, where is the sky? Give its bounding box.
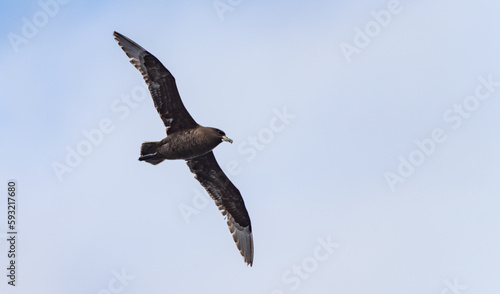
[1,0,500,293]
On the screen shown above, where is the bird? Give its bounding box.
[113,31,253,266]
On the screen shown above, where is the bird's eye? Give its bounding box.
[218,130,224,135]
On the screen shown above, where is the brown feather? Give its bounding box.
[186,152,254,266]
[113,31,198,134]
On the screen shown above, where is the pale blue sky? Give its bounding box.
[1,0,500,293]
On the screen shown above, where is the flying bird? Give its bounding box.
[114,31,253,266]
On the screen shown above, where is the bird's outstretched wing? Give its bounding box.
[186,152,254,266]
[114,31,198,134]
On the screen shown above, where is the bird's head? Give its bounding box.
[200,127,233,150]
[214,128,233,144]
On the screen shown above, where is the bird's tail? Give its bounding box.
[139,142,165,165]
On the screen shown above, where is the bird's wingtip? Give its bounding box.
[231,223,254,267]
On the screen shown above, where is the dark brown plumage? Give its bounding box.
[114,31,253,266]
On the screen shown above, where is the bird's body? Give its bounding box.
[114,31,253,266]
[140,126,230,163]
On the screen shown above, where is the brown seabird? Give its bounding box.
[114,31,253,266]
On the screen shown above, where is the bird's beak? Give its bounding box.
[222,135,233,144]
